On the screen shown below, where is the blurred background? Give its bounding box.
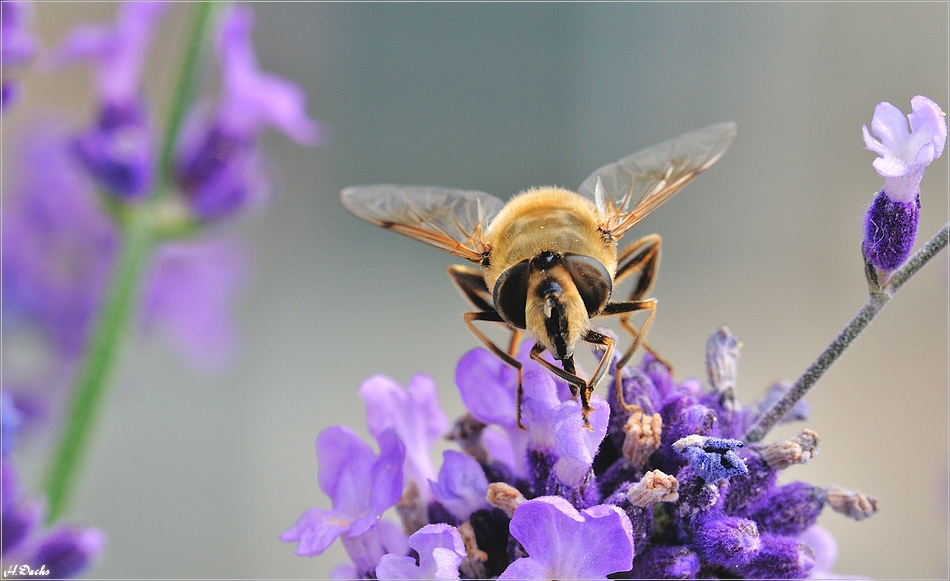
[3,2,947,578]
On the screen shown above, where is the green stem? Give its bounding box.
[43,2,220,522]
[44,211,156,522]
[743,221,950,444]
[157,2,217,189]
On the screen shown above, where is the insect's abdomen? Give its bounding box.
[484,187,617,290]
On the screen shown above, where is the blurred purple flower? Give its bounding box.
[359,374,448,499]
[1,0,37,110]
[376,523,466,581]
[174,5,321,221]
[1,391,105,578]
[142,239,249,370]
[862,96,947,275]
[498,496,634,580]
[1,123,117,358]
[54,2,167,198]
[281,426,405,557]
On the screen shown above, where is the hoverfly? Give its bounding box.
[341,122,738,428]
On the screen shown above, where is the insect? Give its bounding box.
[341,122,738,428]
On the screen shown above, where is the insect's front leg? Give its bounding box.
[529,344,605,430]
[462,310,526,429]
[450,265,522,357]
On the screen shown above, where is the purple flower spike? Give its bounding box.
[376,523,466,581]
[862,97,947,276]
[360,374,448,498]
[281,426,405,557]
[553,394,609,488]
[429,450,489,522]
[1,1,37,110]
[142,239,249,370]
[739,533,814,579]
[673,435,748,483]
[498,496,634,580]
[29,525,107,578]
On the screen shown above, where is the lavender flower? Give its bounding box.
[359,374,449,499]
[1,392,106,578]
[281,426,407,577]
[862,96,947,280]
[498,496,633,580]
[174,5,321,221]
[1,1,37,110]
[376,524,466,581]
[54,2,167,198]
[287,330,885,578]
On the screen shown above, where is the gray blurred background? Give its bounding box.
[4,2,948,579]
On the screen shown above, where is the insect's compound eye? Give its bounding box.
[562,253,612,317]
[492,259,530,329]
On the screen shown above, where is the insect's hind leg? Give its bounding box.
[462,310,527,429]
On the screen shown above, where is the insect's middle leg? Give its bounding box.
[612,234,673,371]
[599,299,656,413]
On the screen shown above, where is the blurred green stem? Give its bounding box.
[744,221,949,444]
[43,2,217,523]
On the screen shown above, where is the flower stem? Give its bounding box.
[744,221,949,444]
[44,210,156,523]
[157,1,217,189]
[42,2,219,523]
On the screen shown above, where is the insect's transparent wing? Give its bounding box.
[340,185,505,262]
[577,122,738,238]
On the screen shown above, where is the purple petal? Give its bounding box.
[910,95,947,158]
[360,374,448,495]
[142,238,248,370]
[216,6,321,144]
[54,2,167,106]
[553,395,609,487]
[798,525,837,574]
[365,428,406,532]
[315,426,378,515]
[342,521,409,579]
[505,496,634,580]
[1,2,36,67]
[456,347,518,428]
[378,523,466,580]
[280,507,349,557]
[520,369,561,447]
[428,450,489,521]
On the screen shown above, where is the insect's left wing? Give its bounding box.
[340,185,505,263]
[577,122,738,239]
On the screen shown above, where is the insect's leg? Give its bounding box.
[600,300,656,412]
[612,235,673,371]
[528,345,597,430]
[614,233,661,298]
[462,310,526,429]
[450,265,522,357]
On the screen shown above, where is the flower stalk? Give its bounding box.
[744,220,949,443]
[42,2,216,522]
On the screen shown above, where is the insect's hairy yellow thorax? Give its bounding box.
[484,187,617,290]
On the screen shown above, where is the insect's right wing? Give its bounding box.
[577,122,738,239]
[340,185,506,263]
